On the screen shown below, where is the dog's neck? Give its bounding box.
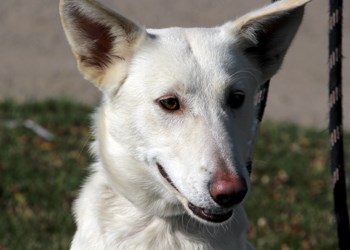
[72,163,251,250]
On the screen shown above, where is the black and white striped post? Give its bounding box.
[328,0,350,249]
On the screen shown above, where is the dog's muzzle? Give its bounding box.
[157,163,247,223]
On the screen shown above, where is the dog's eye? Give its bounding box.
[159,97,180,111]
[227,91,245,109]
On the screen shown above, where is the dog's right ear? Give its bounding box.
[59,0,147,90]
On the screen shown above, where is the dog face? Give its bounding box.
[101,28,259,222]
[60,0,309,224]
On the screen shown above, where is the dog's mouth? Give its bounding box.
[188,203,233,223]
[157,163,233,223]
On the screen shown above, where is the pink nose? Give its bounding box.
[209,169,247,207]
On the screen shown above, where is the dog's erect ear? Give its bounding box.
[59,0,146,89]
[225,0,310,82]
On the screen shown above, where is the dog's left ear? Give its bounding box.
[225,0,311,82]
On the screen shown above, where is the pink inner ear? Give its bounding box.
[70,8,118,69]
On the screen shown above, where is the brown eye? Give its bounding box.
[159,97,180,111]
[227,91,245,109]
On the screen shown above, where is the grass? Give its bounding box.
[0,99,349,250]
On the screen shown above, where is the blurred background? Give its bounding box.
[1,0,350,249]
[0,0,349,129]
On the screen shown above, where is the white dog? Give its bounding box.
[60,0,310,249]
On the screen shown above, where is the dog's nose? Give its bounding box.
[209,169,247,208]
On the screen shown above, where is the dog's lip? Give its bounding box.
[188,202,233,223]
[157,162,233,223]
[157,162,179,191]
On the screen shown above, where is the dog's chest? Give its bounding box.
[97,190,235,249]
[72,172,252,250]
[100,217,249,250]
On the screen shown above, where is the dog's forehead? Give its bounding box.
[140,27,246,90]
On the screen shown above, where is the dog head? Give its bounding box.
[60,0,310,224]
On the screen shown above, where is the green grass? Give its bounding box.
[247,122,350,250]
[0,99,349,250]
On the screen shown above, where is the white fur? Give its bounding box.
[59,0,310,249]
